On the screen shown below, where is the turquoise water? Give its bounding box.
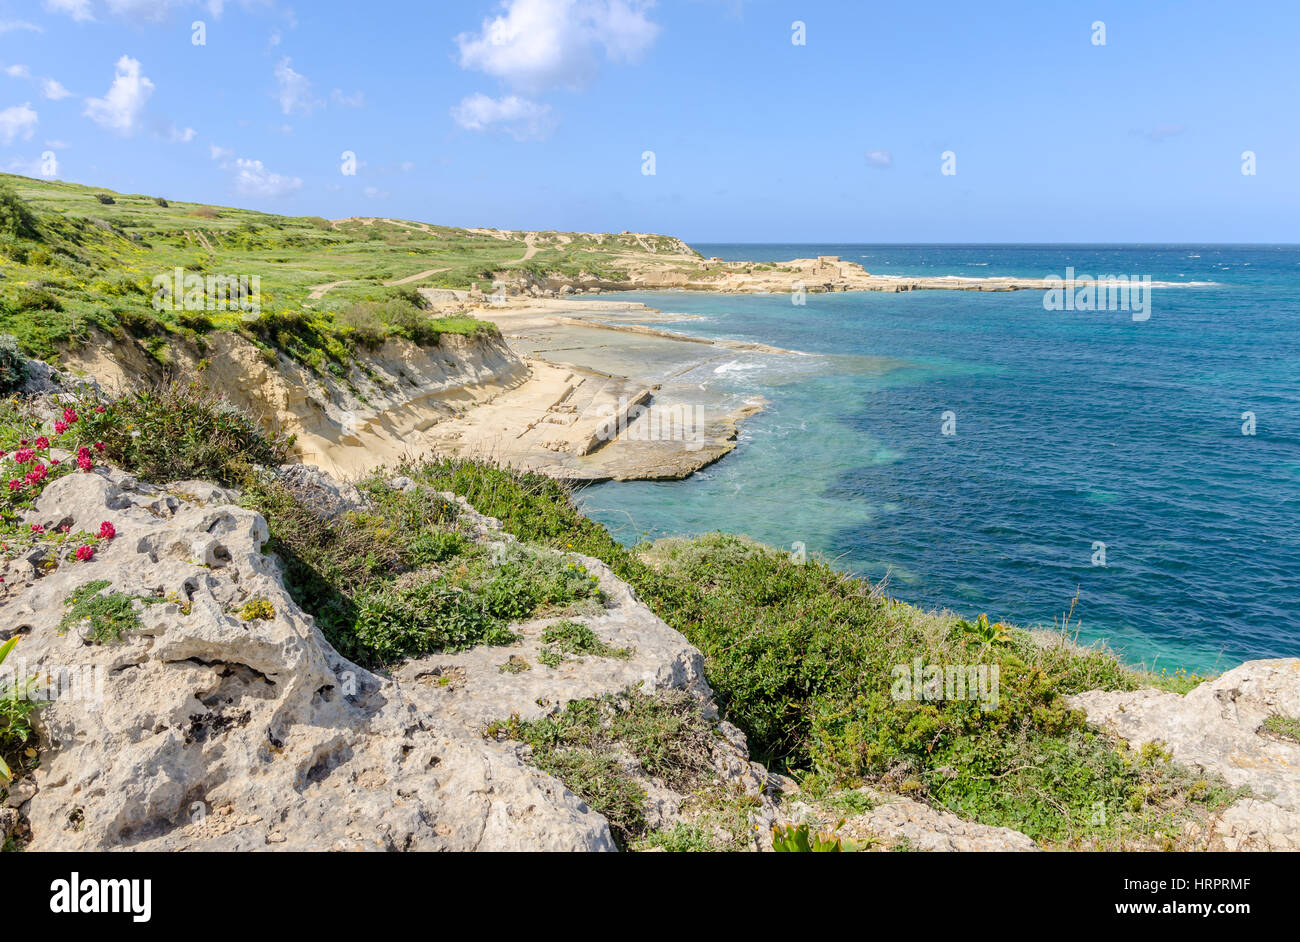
[577,245,1300,673]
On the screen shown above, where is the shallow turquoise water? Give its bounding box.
[576,245,1300,673]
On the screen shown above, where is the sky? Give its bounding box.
[0,0,1297,242]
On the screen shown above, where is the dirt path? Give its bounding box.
[307,267,451,300]
[512,234,539,264]
[385,267,450,286]
[307,280,357,300]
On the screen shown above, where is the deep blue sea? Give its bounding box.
[578,245,1300,674]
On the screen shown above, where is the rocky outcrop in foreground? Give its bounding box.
[1070,662,1300,850]
[2,469,771,850]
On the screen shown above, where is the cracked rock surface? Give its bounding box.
[1069,659,1300,850]
[4,469,738,850]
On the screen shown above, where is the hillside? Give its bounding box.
[0,172,699,367]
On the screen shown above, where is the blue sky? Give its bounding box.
[1,0,1296,242]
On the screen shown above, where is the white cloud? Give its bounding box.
[45,0,230,22]
[331,88,365,108]
[167,124,196,142]
[210,146,301,199]
[4,154,55,177]
[0,103,38,145]
[865,148,892,167]
[229,157,302,198]
[42,79,73,100]
[0,21,43,34]
[44,0,95,21]
[84,55,154,135]
[274,57,319,115]
[105,0,183,20]
[451,93,555,140]
[456,0,659,94]
[5,64,74,101]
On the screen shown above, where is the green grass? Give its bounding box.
[58,580,161,643]
[488,689,721,848]
[1260,712,1300,744]
[0,174,697,368]
[538,618,633,668]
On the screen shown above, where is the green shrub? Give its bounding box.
[490,690,717,848]
[13,286,61,312]
[353,576,516,662]
[1261,713,1300,744]
[538,618,632,667]
[79,382,290,487]
[406,529,470,565]
[0,186,37,240]
[241,472,599,668]
[0,636,38,784]
[238,598,275,621]
[0,333,27,395]
[93,194,115,205]
[58,580,162,643]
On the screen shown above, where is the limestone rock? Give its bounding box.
[1068,659,1300,850]
[783,788,1039,852]
[3,469,776,851]
[277,463,366,519]
[6,471,619,850]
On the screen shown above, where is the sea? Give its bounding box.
[577,245,1300,674]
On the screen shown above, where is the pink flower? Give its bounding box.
[34,436,49,451]
[75,545,94,562]
[50,459,59,466]
[94,405,105,414]
[77,455,93,472]
[14,449,33,464]
[94,441,106,453]
[53,421,67,435]
[98,521,116,540]
[18,439,26,447]
[7,480,20,492]
[30,524,43,534]
[24,465,47,486]
[62,408,78,425]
